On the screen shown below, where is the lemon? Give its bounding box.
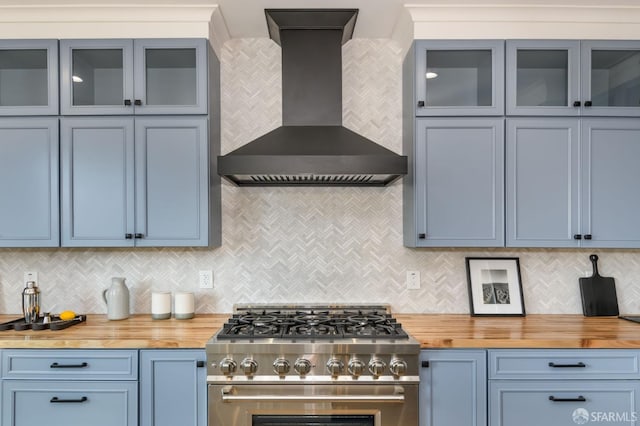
[59,310,76,321]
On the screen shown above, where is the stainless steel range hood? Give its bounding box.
[217,9,407,186]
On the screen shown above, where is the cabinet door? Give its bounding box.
[0,40,58,116]
[506,118,580,247]
[505,40,580,116]
[581,118,640,248]
[581,40,640,117]
[0,118,59,247]
[2,380,137,426]
[490,380,640,426]
[134,117,209,246]
[415,40,504,116]
[60,39,135,115]
[140,350,207,426]
[61,117,135,247]
[133,39,208,115]
[412,118,504,247]
[420,350,487,426]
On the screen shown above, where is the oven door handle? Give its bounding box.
[221,388,405,403]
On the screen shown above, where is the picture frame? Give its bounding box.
[465,257,525,316]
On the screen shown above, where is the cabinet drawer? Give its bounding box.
[1,349,137,380]
[2,380,137,426]
[489,380,640,426]
[489,349,640,380]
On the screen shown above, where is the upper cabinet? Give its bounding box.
[507,40,640,116]
[0,40,58,116]
[413,40,504,116]
[60,39,208,115]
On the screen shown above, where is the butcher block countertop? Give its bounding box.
[0,314,639,349]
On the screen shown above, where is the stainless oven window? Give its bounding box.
[253,415,374,425]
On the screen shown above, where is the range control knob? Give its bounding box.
[368,358,386,377]
[240,358,258,376]
[326,358,345,376]
[273,358,290,375]
[294,358,312,376]
[219,358,237,376]
[348,358,366,377]
[389,359,408,377]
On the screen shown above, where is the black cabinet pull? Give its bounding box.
[584,234,592,240]
[418,233,426,239]
[421,360,429,368]
[50,362,89,369]
[134,99,142,106]
[573,101,581,107]
[548,362,586,368]
[134,233,144,239]
[50,396,88,403]
[417,101,425,107]
[584,101,593,107]
[124,99,132,106]
[549,395,586,402]
[573,234,582,240]
[125,233,133,239]
[197,360,205,368]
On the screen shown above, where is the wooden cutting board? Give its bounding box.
[579,254,619,316]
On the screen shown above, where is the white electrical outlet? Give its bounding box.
[199,270,214,289]
[406,271,420,290]
[24,271,38,287]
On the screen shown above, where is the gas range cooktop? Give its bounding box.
[215,304,409,340]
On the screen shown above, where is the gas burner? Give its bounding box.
[288,324,336,336]
[230,324,279,337]
[293,314,331,326]
[238,314,278,326]
[347,314,386,326]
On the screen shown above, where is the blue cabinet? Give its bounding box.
[139,349,207,426]
[0,118,59,247]
[412,40,505,116]
[506,117,640,248]
[1,349,138,426]
[405,118,504,247]
[507,40,640,117]
[61,116,214,247]
[506,118,580,247]
[489,349,640,426]
[60,38,208,115]
[420,350,487,426]
[0,40,59,116]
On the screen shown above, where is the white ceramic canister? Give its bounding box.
[174,292,195,320]
[102,277,130,320]
[151,292,172,320]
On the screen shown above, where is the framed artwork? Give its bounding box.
[465,257,525,316]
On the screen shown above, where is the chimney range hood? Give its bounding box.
[217,9,408,186]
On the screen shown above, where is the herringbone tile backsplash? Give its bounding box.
[1,39,640,316]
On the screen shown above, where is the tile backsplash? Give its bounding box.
[1,38,639,315]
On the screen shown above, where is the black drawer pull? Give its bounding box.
[134,99,142,106]
[125,233,133,239]
[548,362,586,368]
[196,360,205,368]
[50,362,89,369]
[549,395,586,402]
[584,101,593,107]
[418,233,426,239]
[573,234,582,240]
[421,360,429,368]
[417,101,425,107]
[584,234,592,240]
[50,396,88,403]
[124,99,132,106]
[134,233,144,239]
[573,101,581,107]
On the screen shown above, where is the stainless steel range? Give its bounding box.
[206,304,420,426]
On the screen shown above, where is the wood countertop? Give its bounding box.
[1,314,640,349]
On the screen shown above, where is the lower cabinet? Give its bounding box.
[139,349,207,426]
[420,349,487,426]
[488,349,640,426]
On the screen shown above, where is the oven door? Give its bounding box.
[208,383,418,426]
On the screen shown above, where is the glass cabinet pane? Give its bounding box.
[425,50,493,107]
[72,49,124,106]
[145,48,196,106]
[0,49,48,107]
[516,50,568,107]
[591,50,640,107]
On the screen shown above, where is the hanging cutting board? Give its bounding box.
[579,254,619,316]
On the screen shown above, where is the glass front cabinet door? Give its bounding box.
[60,39,207,115]
[414,40,504,116]
[0,40,58,116]
[506,40,581,116]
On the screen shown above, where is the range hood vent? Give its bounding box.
[217,9,407,187]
